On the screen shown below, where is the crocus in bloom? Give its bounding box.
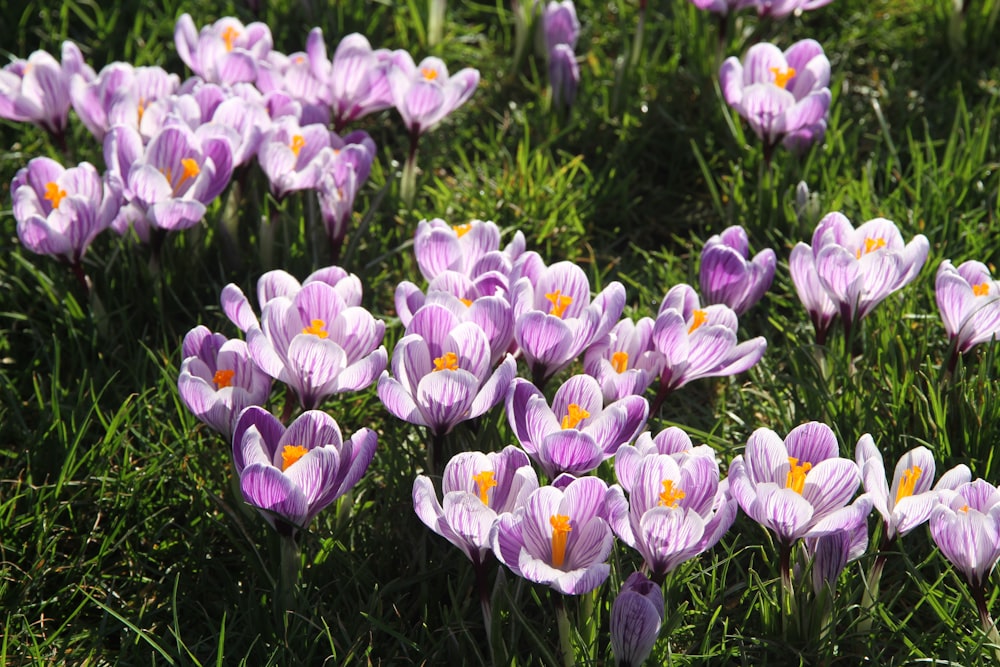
[728,422,861,548]
[232,407,377,534]
[719,39,831,160]
[610,572,664,667]
[491,475,614,595]
[70,63,180,141]
[936,259,1000,358]
[802,496,871,595]
[607,441,736,580]
[306,30,395,131]
[388,52,480,137]
[174,13,272,84]
[257,117,367,199]
[506,375,648,478]
[413,218,525,287]
[377,307,517,437]
[583,317,662,401]
[790,212,929,338]
[650,284,766,406]
[12,158,122,265]
[413,446,538,564]
[510,257,626,386]
[737,0,834,19]
[542,1,580,50]
[856,435,971,541]
[699,226,776,315]
[177,325,272,440]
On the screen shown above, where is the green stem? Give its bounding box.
[401,133,421,208]
[779,540,795,639]
[474,555,494,659]
[428,0,446,48]
[859,548,888,635]
[276,529,302,623]
[553,592,575,667]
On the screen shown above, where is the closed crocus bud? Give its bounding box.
[610,572,664,667]
[699,226,776,315]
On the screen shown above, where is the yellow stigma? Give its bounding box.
[785,457,812,495]
[302,319,329,338]
[281,444,309,471]
[560,403,590,430]
[459,298,473,307]
[894,465,923,505]
[179,158,200,185]
[222,26,240,52]
[137,97,146,124]
[213,369,235,389]
[454,223,472,237]
[611,351,629,374]
[856,237,887,259]
[421,67,439,81]
[770,66,796,89]
[688,309,707,334]
[658,479,686,508]
[973,282,991,297]
[433,352,459,371]
[959,504,970,513]
[473,470,497,505]
[290,134,306,157]
[43,182,67,209]
[545,290,573,318]
[550,514,572,568]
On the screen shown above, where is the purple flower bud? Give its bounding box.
[610,572,664,667]
[542,1,580,50]
[699,226,776,315]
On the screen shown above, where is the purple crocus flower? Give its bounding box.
[231,406,377,534]
[174,13,273,84]
[377,309,517,437]
[388,52,480,137]
[802,495,871,595]
[688,0,741,15]
[256,49,330,127]
[729,422,861,548]
[936,259,1000,357]
[548,44,580,111]
[177,325,272,440]
[792,212,930,338]
[789,236,839,344]
[510,257,626,385]
[491,475,614,595]
[583,317,662,401]
[737,0,834,19]
[70,63,180,142]
[314,132,377,256]
[413,446,539,564]
[246,279,386,410]
[719,39,831,160]
[856,435,971,541]
[12,158,121,265]
[414,218,525,284]
[607,443,736,579]
[610,572,664,667]
[543,1,581,50]
[650,284,766,406]
[0,42,93,141]
[256,116,336,198]
[506,375,648,478]
[306,30,396,131]
[699,226,776,315]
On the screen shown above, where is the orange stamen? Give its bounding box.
[785,457,812,495]
[281,444,309,471]
[611,351,629,374]
[658,479,686,507]
[545,290,573,318]
[688,309,707,334]
[856,237,887,259]
[894,466,923,505]
[560,403,590,430]
[473,471,497,505]
[43,182,67,209]
[433,352,459,371]
[770,66,796,89]
[213,369,235,389]
[222,26,240,52]
[179,158,200,186]
[550,514,572,568]
[973,282,990,297]
[459,298,473,307]
[421,67,439,81]
[290,135,306,157]
[454,223,472,237]
[302,319,329,338]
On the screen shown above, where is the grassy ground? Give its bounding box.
[3,0,1000,664]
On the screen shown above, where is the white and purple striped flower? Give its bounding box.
[583,316,662,402]
[699,225,776,315]
[610,572,664,667]
[931,479,1000,593]
[0,42,93,141]
[306,30,396,131]
[936,259,1000,357]
[388,52,480,137]
[174,13,272,85]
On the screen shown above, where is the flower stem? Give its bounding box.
[553,592,575,667]
[779,540,796,638]
[474,555,494,655]
[859,550,887,634]
[276,529,302,622]
[401,132,421,208]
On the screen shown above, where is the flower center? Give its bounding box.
[453,223,472,237]
[856,237,887,259]
[179,158,200,186]
[281,444,309,471]
[459,298,473,307]
[688,309,707,334]
[894,465,923,505]
[43,182,67,209]
[785,457,812,495]
[545,290,573,318]
[290,134,306,157]
[550,514,572,568]
[137,97,146,125]
[560,403,590,430]
[960,504,970,513]
[433,352,459,371]
[421,67,439,81]
[213,369,235,388]
[973,282,991,297]
[222,26,240,52]
[611,351,629,374]
[770,66,796,89]
[658,479,686,507]
[302,319,329,338]
[473,470,497,505]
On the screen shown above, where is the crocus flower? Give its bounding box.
[0,42,93,141]
[177,325,272,440]
[802,496,871,595]
[699,226,776,315]
[413,446,538,564]
[413,218,525,286]
[306,30,396,131]
[510,257,626,385]
[388,52,480,137]
[789,235,839,344]
[791,212,929,336]
[719,39,831,159]
[543,1,581,50]
[377,310,517,437]
[936,259,1000,356]
[255,49,330,126]
[231,406,377,534]
[728,422,861,547]
[256,117,337,198]
[12,157,122,264]
[607,443,736,579]
[548,44,580,111]
[737,0,834,19]
[506,375,648,478]
[856,435,972,541]
[491,475,614,595]
[610,572,664,667]
[174,13,273,84]
[650,284,766,403]
[70,63,180,142]
[583,317,662,401]
[688,0,741,15]
[314,133,377,256]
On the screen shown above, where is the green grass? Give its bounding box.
[3,0,1000,664]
